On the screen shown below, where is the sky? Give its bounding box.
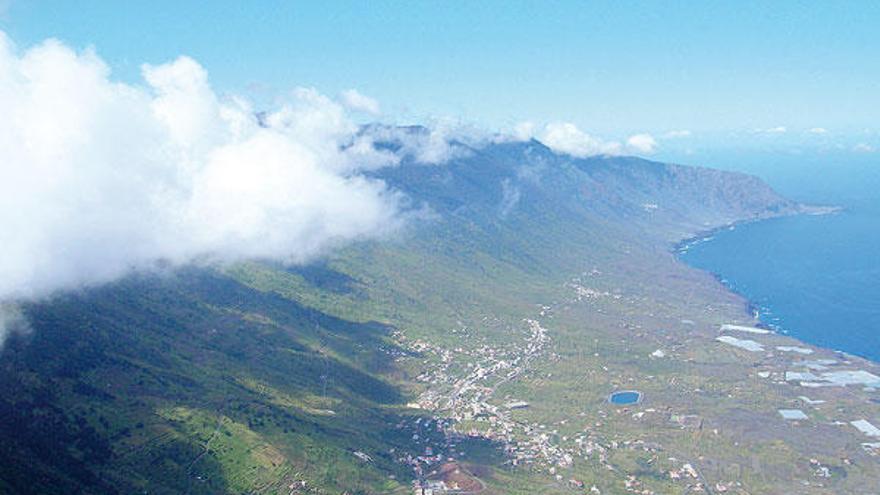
[2,0,879,149]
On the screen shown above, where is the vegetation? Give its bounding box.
[1,142,876,494]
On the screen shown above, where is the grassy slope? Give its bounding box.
[1,143,877,494]
[0,270,422,494]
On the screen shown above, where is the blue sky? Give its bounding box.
[2,1,879,152]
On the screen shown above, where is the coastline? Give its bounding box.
[672,203,843,254]
[670,205,880,364]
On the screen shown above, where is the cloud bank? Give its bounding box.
[0,33,416,342]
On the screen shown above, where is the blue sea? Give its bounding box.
[677,152,880,362]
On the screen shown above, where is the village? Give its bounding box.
[385,279,732,494]
[389,289,713,495]
[382,274,880,495]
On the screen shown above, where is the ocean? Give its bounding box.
[677,152,880,362]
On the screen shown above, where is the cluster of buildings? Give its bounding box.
[391,306,692,494]
[390,313,564,489]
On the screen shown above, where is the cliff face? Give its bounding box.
[379,140,800,251]
[382,141,797,221]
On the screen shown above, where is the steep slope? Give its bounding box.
[0,270,423,494]
[2,142,875,495]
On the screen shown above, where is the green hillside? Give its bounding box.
[2,142,877,494]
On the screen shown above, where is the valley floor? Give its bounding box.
[382,246,880,495]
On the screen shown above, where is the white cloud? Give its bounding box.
[625,133,658,154]
[535,122,623,157]
[0,32,414,333]
[808,127,828,134]
[498,178,521,218]
[512,122,657,157]
[854,143,876,153]
[363,119,479,164]
[339,88,380,115]
[0,304,28,346]
[512,121,537,141]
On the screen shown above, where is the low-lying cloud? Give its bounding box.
[363,119,480,164]
[340,89,381,115]
[536,122,623,156]
[514,121,658,157]
[0,32,700,345]
[0,33,424,343]
[625,133,658,154]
